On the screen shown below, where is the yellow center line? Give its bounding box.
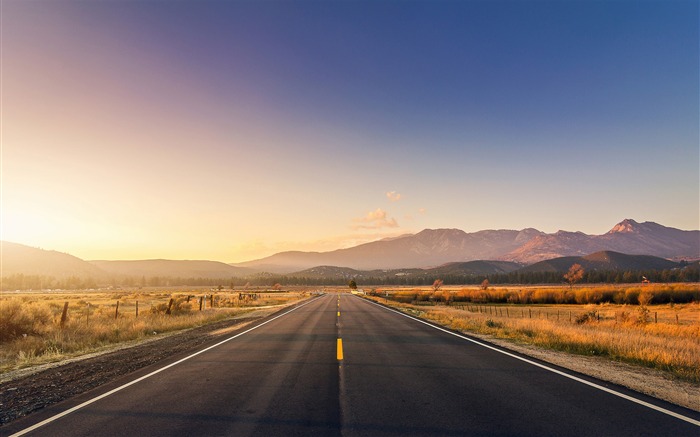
[337,338,344,361]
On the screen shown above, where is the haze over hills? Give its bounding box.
[236,219,699,273]
[90,260,252,279]
[0,242,105,279]
[2,219,697,281]
[1,243,250,281]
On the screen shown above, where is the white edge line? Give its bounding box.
[358,296,700,427]
[10,298,319,437]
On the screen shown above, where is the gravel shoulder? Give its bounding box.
[1,300,697,427]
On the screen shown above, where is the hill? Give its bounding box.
[429,260,523,276]
[1,242,105,279]
[519,251,681,273]
[90,260,252,279]
[289,260,522,281]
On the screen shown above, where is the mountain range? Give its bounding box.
[1,219,698,281]
[235,219,699,273]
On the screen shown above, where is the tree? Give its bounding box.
[564,264,585,289]
[348,279,357,290]
[432,279,443,292]
[481,279,490,290]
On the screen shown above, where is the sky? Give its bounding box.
[2,0,698,263]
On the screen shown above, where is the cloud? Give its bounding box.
[418,207,427,214]
[386,191,402,202]
[352,208,399,230]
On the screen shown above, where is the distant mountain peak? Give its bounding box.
[608,219,641,234]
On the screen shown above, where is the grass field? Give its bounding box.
[364,283,700,383]
[0,287,308,373]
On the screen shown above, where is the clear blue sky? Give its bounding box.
[3,0,698,261]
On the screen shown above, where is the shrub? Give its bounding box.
[150,297,193,315]
[575,311,598,324]
[0,299,53,342]
[485,319,503,328]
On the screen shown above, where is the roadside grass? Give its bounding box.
[364,285,700,383]
[0,289,307,373]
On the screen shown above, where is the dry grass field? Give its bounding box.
[364,284,700,383]
[0,288,308,373]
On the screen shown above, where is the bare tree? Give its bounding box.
[432,279,443,292]
[481,279,490,290]
[564,264,585,289]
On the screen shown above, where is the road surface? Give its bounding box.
[4,293,699,436]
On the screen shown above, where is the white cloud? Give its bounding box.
[386,191,402,202]
[352,208,399,230]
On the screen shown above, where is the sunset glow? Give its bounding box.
[2,0,698,262]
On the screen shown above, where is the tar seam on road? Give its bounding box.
[9,298,321,437]
[359,296,700,427]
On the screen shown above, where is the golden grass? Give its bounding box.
[380,283,700,305]
[365,291,700,383]
[0,289,307,373]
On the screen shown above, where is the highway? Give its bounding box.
[4,293,699,436]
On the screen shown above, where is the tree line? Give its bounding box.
[2,265,698,291]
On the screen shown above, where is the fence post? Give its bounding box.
[210,294,214,308]
[60,302,69,328]
[676,314,679,324]
[199,296,203,311]
[115,301,120,319]
[654,312,657,323]
[569,311,572,322]
[136,301,139,318]
[86,303,90,327]
[529,308,532,319]
[166,298,174,315]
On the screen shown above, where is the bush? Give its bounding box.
[150,297,193,315]
[575,311,598,324]
[0,299,53,342]
[485,319,503,328]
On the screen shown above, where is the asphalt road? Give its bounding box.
[4,293,699,436]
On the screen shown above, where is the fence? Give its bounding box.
[53,292,267,328]
[410,302,698,325]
